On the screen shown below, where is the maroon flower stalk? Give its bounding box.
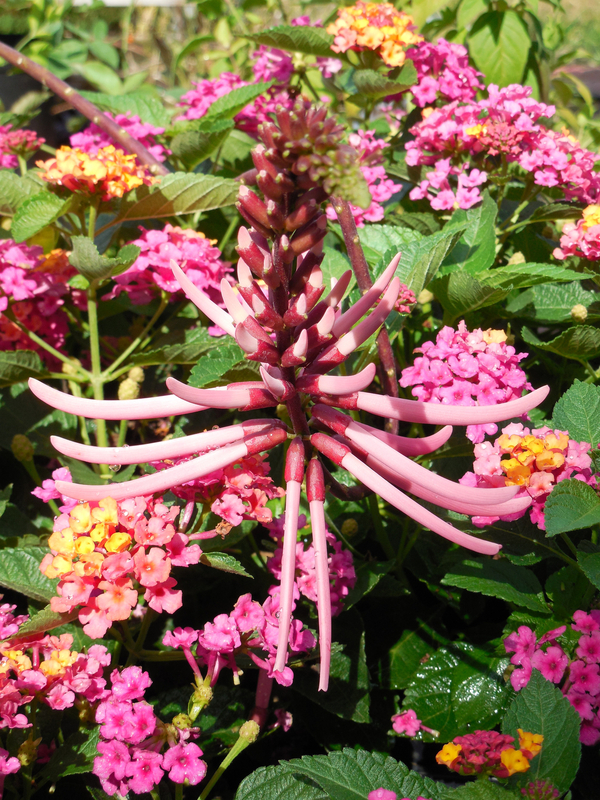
[29,100,549,691]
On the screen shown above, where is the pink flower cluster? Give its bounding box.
[70,112,169,162]
[326,129,402,226]
[368,791,429,800]
[41,495,201,638]
[163,589,316,687]
[0,599,109,731]
[107,223,231,313]
[32,466,78,513]
[266,514,356,616]
[152,451,284,527]
[406,83,600,210]
[400,321,532,444]
[407,37,484,107]
[0,125,45,168]
[554,204,600,261]
[0,241,80,366]
[460,423,595,529]
[504,610,600,745]
[94,665,206,796]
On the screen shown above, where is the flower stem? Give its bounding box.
[3,309,89,375]
[103,294,169,380]
[198,722,259,800]
[87,280,110,474]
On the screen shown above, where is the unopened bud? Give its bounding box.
[239,720,260,743]
[417,288,434,305]
[118,378,140,401]
[172,713,192,730]
[18,736,41,767]
[128,366,145,384]
[61,360,81,376]
[507,251,526,265]
[188,683,213,721]
[570,304,588,323]
[12,434,34,463]
[341,518,358,537]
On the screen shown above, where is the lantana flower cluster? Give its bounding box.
[106,223,231,311]
[460,423,595,529]
[407,37,484,107]
[368,791,429,800]
[436,728,542,778]
[391,708,437,738]
[93,665,206,796]
[37,145,155,201]
[407,83,600,210]
[0,599,109,731]
[400,322,532,444]
[326,129,401,226]
[70,112,169,163]
[0,124,45,168]
[554,204,600,261]
[505,610,600,745]
[40,495,201,638]
[327,2,422,68]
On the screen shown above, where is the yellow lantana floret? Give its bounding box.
[517,729,544,758]
[500,747,530,776]
[435,742,462,766]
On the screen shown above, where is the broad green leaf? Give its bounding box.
[578,545,600,591]
[0,170,40,214]
[552,381,600,447]
[174,35,215,72]
[236,765,327,800]
[502,670,581,792]
[11,605,79,639]
[0,546,58,602]
[89,41,120,70]
[11,192,72,242]
[321,246,353,293]
[200,553,252,577]
[59,455,105,485]
[68,236,140,281]
[170,119,234,169]
[442,558,547,612]
[0,351,48,387]
[480,263,585,291]
[527,203,583,224]
[352,62,418,98]
[293,609,370,723]
[246,25,335,58]
[545,565,594,620]
[0,485,11,519]
[544,479,600,536]
[37,727,100,781]
[441,783,513,800]
[204,82,273,122]
[188,341,248,388]
[468,11,530,86]
[344,560,394,609]
[403,642,512,740]
[431,272,510,324]
[443,191,497,275]
[508,282,597,324]
[283,748,442,800]
[78,90,172,128]
[220,129,256,165]
[383,617,449,691]
[523,324,600,361]
[76,61,123,94]
[359,224,423,265]
[111,173,238,227]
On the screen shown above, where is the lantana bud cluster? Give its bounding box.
[554,204,600,261]
[436,728,542,778]
[0,125,45,167]
[460,423,595,529]
[504,609,600,745]
[400,321,532,444]
[40,495,201,638]
[93,665,207,796]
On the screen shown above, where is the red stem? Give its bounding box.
[0,41,169,175]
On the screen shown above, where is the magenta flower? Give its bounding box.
[162,743,207,785]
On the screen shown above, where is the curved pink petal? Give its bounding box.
[298,363,376,395]
[336,277,400,357]
[364,423,454,456]
[29,378,207,420]
[220,278,251,323]
[274,479,302,674]
[322,269,352,308]
[170,260,235,336]
[331,254,400,337]
[166,378,274,410]
[309,494,331,692]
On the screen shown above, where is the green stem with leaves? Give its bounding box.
[87,280,110,475]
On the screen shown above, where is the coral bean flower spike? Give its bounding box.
[29,103,549,694]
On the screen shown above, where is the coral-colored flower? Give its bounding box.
[436,729,535,778]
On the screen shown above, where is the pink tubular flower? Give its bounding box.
[401,322,532,444]
[70,112,168,162]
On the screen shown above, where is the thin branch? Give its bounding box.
[0,41,169,176]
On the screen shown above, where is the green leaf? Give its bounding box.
[283,748,442,800]
[403,642,513,740]
[578,546,600,591]
[552,381,600,447]
[388,227,466,297]
[359,224,423,264]
[443,191,498,275]
[502,670,581,792]
[293,609,370,723]
[246,25,335,58]
[37,727,100,782]
[11,192,72,243]
[344,560,394,609]
[442,783,513,800]
[200,552,252,577]
[468,11,531,86]
[236,765,327,800]
[76,61,123,94]
[352,62,418,98]
[383,617,448,691]
[0,546,58,602]
[544,479,600,536]
[545,564,594,620]
[204,82,273,122]
[111,173,239,228]
[511,282,597,324]
[442,558,547,612]
[480,263,585,292]
[431,272,510,323]
[523,324,600,361]
[78,90,172,128]
[68,236,141,281]
[0,171,41,215]
[10,605,79,639]
[188,341,248,388]
[0,351,48,387]
[527,203,583,224]
[170,119,234,169]
[174,35,215,72]
[0,485,12,519]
